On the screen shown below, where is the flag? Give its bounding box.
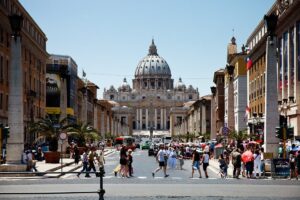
[82,70,86,77]
[246,58,252,70]
[244,106,251,121]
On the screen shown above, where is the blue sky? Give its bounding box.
[20,0,275,99]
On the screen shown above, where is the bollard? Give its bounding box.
[98,165,105,200]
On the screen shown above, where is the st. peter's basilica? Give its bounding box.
[103,40,199,135]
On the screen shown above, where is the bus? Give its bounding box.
[115,136,136,151]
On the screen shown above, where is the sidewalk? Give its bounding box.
[0,148,115,179]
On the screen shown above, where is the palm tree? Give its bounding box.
[228,130,248,145]
[29,115,69,151]
[67,122,99,147]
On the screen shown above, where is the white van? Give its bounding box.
[162,136,172,144]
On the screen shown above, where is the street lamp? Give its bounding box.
[210,86,216,96]
[9,14,23,39]
[278,97,294,159]
[226,64,235,81]
[264,13,278,41]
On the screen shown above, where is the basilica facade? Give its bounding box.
[103,40,199,135]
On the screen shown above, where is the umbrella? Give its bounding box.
[242,150,254,163]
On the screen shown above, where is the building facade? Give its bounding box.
[0,0,48,146]
[103,40,199,136]
[46,55,78,123]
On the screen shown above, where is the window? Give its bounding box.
[0,56,3,82]
[177,96,180,100]
[289,27,294,97]
[142,96,146,99]
[110,95,114,100]
[279,37,283,91]
[189,94,192,99]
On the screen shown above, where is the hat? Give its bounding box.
[128,149,132,152]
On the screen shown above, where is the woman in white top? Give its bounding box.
[253,149,261,178]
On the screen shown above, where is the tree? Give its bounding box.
[67,122,99,147]
[29,115,69,151]
[228,130,248,146]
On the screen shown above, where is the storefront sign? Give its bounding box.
[273,158,290,177]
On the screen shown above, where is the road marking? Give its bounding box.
[171,177,182,180]
[103,176,114,179]
[137,176,147,179]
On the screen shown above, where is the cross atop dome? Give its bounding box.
[148,38,158,56]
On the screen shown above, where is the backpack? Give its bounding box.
[88,152,94,162]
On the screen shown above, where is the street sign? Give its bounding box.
[222,127,229,135]
[59,132,67,140]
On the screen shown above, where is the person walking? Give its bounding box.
[296,150,300,180]
[88,149,97,177]
[289,153,296,180]
[191,148,202,178]
[77,149,90,178]
[202,151,210,178]
[127,149,133,177]
[74,145,80,165]
[169,148,177,170]
[152,145,169,178]
[119,147,129,178]
[177,147,184,170]
[218,154,227,178]
[253,149,261,178]
[231,148,241,179]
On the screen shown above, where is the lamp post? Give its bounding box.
[278,97,294,159]
[6,14,25,165]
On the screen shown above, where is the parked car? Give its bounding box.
[141,141,151,150]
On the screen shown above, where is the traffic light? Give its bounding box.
[2,126,9,138]
[275,127,283,139]
[287,127,294,139]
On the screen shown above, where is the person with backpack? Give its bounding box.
[77,149,90,178]
[231,148,242,179]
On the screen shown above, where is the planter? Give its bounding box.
[44,151,60,163]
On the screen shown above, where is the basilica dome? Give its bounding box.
[135,39,171,78]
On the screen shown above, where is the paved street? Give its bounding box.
[0,149,300,200]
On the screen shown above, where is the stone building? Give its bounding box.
[0,0,48,145]
[211,69,225,137]
[103,40,199,136]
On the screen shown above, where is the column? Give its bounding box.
[154,108,157,129]
[146,109,149,129]
[140,109,143,129]
[136,109,139,130]
[161,108,164,129]
[264,36,279,156]
[6,37,24,164]
[163,109,167,130]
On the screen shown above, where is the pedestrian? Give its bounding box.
[191,148,202,178]
[26,150,38,172]
[127,149,133,177]
[218,154,227,178]
[119,148,129,178]
[253,149,261,178]
[74,145,80,165]
[231,148,241,179]
[289,153,296,179]
[97,146,105,168]
[202,151,209,178]
[77,149,90,178]
[152,145,169,178]
[36,147,43,161]
[296,150,300,180]
[168,148,177,170]
[177,147,184,170]
[88,149,97,177]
